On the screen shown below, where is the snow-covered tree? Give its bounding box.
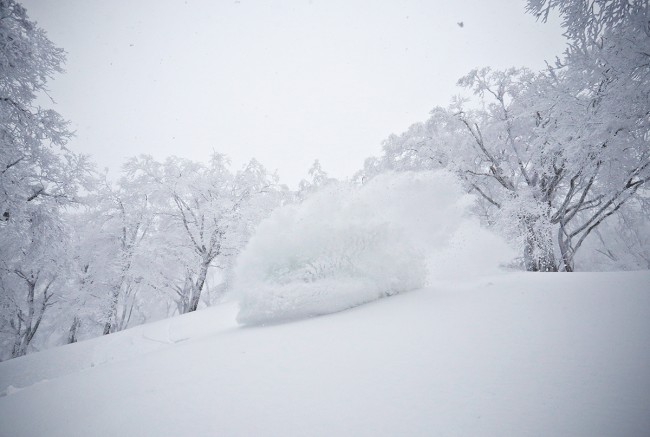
[575,192,650,270]
[526,0,647,49]
[297,160,337,199]
[524,0,650,270]
[0,209,74,358]
[0,0,91,358]
[93,175,158,334]
[126,154,281,313]
[0,0,90,224]
[361,1,649,271]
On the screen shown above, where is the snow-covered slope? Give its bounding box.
[1,271,649,437]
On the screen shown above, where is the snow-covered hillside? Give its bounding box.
[1,271,649,437]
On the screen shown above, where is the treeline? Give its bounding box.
[1,0,648,359]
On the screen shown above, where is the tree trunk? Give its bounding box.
[12,334,26,358]
[68,316,81,344]
[13,341,27,358]
[103,286,120,335]
[523,218,558,272]
[12,326,33,358]
[188,260,210,312]
[12,278,37,358]
[556,222,577,272]
[102,321,112,335]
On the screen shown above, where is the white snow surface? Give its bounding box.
[1,271,649,437]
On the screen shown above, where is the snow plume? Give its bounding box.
[234,170,513,324]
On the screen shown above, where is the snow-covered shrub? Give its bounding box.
[233,170,503,325]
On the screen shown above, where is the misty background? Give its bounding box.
[23,0,564,186]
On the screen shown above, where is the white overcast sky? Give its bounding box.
[23,0,565,187]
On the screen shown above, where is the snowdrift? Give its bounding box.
[234,171,513,324]
[1,271,649,437]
